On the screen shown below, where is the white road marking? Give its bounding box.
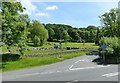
[69,59,111,71]
[75,60,81,63]
[74,59,93,63]
[40,71,55,74]
[102,72,119,77]
[20,73,40,76]
[69,65,110,71]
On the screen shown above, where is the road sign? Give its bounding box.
[101,43,107,50]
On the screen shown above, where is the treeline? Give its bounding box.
[44,24,98,43]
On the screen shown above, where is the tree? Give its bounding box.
[54,25,64,41]
[87,25,97,42]
[68,29,79,42]
[33,35,40,46]
[1,1,28,54]
[100,8,119,37]
[47,28,55,41]
[95,28,100,45]
[30,21,48,46]
[62,30,70,42]
[45,24,73,42]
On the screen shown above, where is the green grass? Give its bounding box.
[2,51,89,72]
[62,51,90,59]
[0,42,98,52]
[14,49,73,55]
[41,42,98,48]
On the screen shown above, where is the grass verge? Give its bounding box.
[2,51,90,72]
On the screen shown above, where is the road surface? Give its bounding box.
[2,54,118,81]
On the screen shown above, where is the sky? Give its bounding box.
[20,0,119,28]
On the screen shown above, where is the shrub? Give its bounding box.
[99,37,120,63]
[2,53,21,62]
[66,46,71,50]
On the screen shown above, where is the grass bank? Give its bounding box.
[2,51,90,72]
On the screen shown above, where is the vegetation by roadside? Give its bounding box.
[98,37,120,64]
[1,42,98,52]
[2,51,90,72]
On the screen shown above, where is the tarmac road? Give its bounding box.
[2,54,118,81]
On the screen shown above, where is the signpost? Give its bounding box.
[59,40,63,60]
[59,40,62,50]
[101,43,107,64]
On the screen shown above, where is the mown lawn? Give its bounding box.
[14,49,74,55]
[0,42,98,52]
[2,51,90,72]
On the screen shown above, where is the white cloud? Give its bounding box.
[20,0,38,15]
[36,13,50,17]
[46,5,58,10]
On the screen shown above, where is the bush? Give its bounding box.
[2,53,21,62]
[66,46,71,50]
[99,37,120,63]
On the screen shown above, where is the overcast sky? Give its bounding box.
[20,0,119,28]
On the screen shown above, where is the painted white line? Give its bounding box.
[65,80,78,83]
[74,59,93,63]
[102,72,119,77]
[75,59,85,63]
[21,73,40,76]
[69,65,74,70]
[69,65,110,71]
[69,57,111,71]
[75,60,81,63]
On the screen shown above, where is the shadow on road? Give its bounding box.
[92,58,104,65]
[86,51,108,65]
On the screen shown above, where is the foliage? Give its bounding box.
[2,53,20,62]
[29,21,48,46]
[0,42,98,52]
[99,37,120,63]
[1,1,29,54]
[100,8,119,37]
[2,51,89,72]
[45,24,98,42]
[47,28,55,41]
[62,30,70,42]
[33,35,40,46]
